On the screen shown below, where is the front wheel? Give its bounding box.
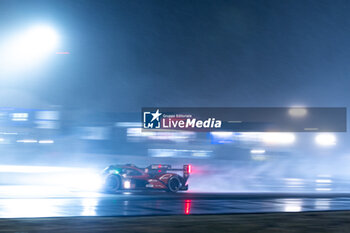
[104,174,121,193]
[167,176,181,193]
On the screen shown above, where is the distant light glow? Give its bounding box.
[315,179,332,183]
[11,118,27,121]
[16,139,37,143]
[210,132,233,137]
[318,174,332,178]
[315,199,330,210]
[210,131,234,144]
[251,154,267,161]
[284,178,304,188]
[192,151,209,157]
[262,133,295,145]
[149,148,211,158]
[115,122,142,128]
[288,108,307,117]
[38,140,54,144]
[250,149,265,154]
[0,132,18,135]
[316,188,332,191]
[12,113,28,118]
[250,149,268,160]
[315,133,336,146]
[11,113,28,121]
[36,111,59,120]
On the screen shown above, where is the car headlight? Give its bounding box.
[124,180,131,189]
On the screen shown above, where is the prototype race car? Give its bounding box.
[102,164,191,193]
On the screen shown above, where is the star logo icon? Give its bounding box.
[151,109,162,122]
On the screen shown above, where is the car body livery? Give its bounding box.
[102,164,191,193]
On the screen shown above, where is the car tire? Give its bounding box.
[167,176,181,193]
[104,174,121,193]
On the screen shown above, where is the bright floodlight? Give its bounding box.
[15,25,58,60]
[0,25,59,73]
[315,133,336,146]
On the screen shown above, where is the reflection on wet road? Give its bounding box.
[2,186,350,217]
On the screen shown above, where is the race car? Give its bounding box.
[102,164,191,193]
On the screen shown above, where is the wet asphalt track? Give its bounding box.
[3,186,350,217]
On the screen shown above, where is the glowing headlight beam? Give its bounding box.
[124,180,131,189]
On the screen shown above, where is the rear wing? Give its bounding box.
[148,164,192,178]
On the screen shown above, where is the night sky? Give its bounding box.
[0,0,349,111]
